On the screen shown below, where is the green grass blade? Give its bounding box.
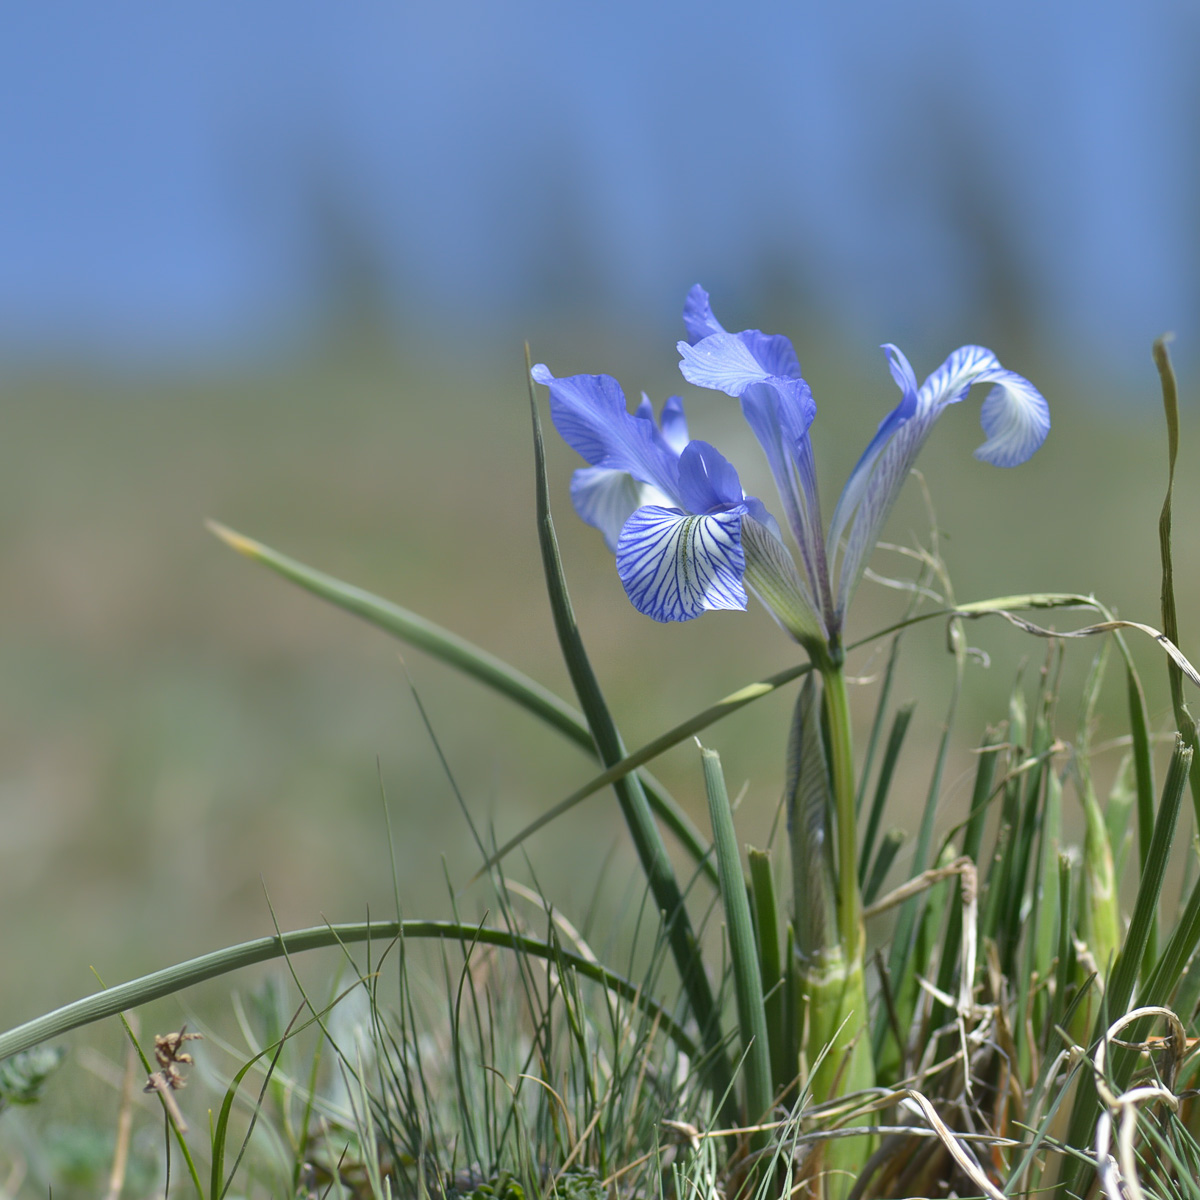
[701,745,773,1132]
[862,829,904,907]
[931,727,1002,1038]
[1125,660,1157,875]
[1073,644,1121,983]
[748,847,788,1100]
[208,519,580,739]
[1031,763,1063,1039]
[1154,336,1200,823]
[207,519,716,887]
[1051,851,1076,1034]
[858,700,915,887]
[525,364,729,1099]
[1108,735,1192,1019]
[1145,872,1200,1013]
[855,633,904,816]
[0,920,699,1065]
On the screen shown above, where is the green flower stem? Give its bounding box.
[820,662,863,959]
[807,657,876,1196]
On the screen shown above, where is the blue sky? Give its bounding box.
[1,1,1197,377]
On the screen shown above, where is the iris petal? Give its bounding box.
[827,344,920,561]
[677,332,775,396]
[570,466,645,552]
[830,343,1049,625]
[532,364,680,500]
[973,370,1050,466]
[677,440,745,514]
[616,506,747,622]
[682,284,726,344]
[919,344,1002,411]
[659,395,689,454]
[677,294,830,627]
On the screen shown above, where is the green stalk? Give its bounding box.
[809,659,876,1195]
[820,662,862,958]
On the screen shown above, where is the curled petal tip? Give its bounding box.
[530,363,552,384]
[973,371,1050,466]
[682,284,724,344]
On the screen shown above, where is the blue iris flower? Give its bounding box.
[534,286,1049,653]
[530,363,783,622]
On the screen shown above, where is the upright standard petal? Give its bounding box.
[616,506,748,622]
[678,305,831,628]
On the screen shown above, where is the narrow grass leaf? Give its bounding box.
[0,921,701,1067]
[748,848,789,1101]
[932,726,1002,1034]
[863,829,905,907]
[207,519,714,884]
[700,744,773,1133]
[1125,659,1157,876]
[524,360,730,1105]
[858,700,915,887]
[1154,336,1200,822]
[854,633,904,817]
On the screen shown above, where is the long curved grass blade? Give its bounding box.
[0,920,698,1065]
[1154,336,1200,819]
[206,519,714,882]
[700,744,772,1132]
[208,519,580,738]
[525,358,730,1103]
